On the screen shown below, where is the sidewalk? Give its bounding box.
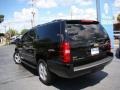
[0,42,6,47]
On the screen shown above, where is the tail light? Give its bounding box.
[106,41,111,52]
[60,42,71,63]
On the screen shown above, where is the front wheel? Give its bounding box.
[38,59,55,85]
[13,52,21,64]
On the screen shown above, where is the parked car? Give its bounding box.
[114,31,120,39]
[10,35,22,44]
[116,48,120,59]
[13,20,113,85]
[10,36,17,44]
[115,37,120,58]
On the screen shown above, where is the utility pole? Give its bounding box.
[31,0,36,28]
[70,8,73,20]
[96,0,101,21]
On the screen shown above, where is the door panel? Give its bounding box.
[20,31,36,65]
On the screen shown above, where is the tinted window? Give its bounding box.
[22,32,32,42]
[66,24,108,41]
[36,22,60,42]
[28,29,36,39]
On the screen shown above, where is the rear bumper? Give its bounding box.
[48,56,113,78]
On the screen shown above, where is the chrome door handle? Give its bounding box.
[48,49,55,52]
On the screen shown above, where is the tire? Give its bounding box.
[38,59,55,85]
[116,48,120,59]
[13,52,21,64]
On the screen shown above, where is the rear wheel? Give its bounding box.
[13,52,21,64]
[38,59,55,85]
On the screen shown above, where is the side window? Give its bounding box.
[22,32,32,42]
[36,22,61,42]
[47,23,60,42]
[29,29,36,39]
[22,33,27,42]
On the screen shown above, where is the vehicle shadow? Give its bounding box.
[52,71,108,90]
[21,63,108,90]
[21,63,38,76]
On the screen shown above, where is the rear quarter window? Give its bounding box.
[36,22,61,42]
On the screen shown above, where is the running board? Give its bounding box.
[21,60,37,69]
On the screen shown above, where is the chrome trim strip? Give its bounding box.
[74,57,112,72]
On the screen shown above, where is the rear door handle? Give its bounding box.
[48,49,55,52]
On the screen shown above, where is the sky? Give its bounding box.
[0,0,120,33]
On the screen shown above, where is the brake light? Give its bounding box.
[106,41,111,51]
[81,20,95,22]
[60,42,71,63]
[80,20,98,24]
[107,43,111,50]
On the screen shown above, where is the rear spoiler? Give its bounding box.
[66,20,99,24]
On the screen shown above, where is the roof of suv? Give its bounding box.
[34,19,99,29]
[52,19,98,23]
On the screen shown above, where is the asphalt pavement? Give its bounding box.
[0,45,120,90]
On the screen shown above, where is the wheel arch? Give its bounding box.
[35,54,47,64]
[15,48,19,52]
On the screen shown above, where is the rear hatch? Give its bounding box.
[65,20,111,67]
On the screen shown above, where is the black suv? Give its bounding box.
[13,20,113,85]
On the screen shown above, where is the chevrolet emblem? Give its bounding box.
[94,43,99,47]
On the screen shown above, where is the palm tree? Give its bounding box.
[0,15,4,23]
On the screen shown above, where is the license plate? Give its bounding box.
[91,48,99,56]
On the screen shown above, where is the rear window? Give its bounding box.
[66,23,108,41]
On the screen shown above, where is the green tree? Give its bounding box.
[21,29,28,35]
[117,14,120,23]
[0,15,4,23]
[0,33,4,36]
[7,29,19,37]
